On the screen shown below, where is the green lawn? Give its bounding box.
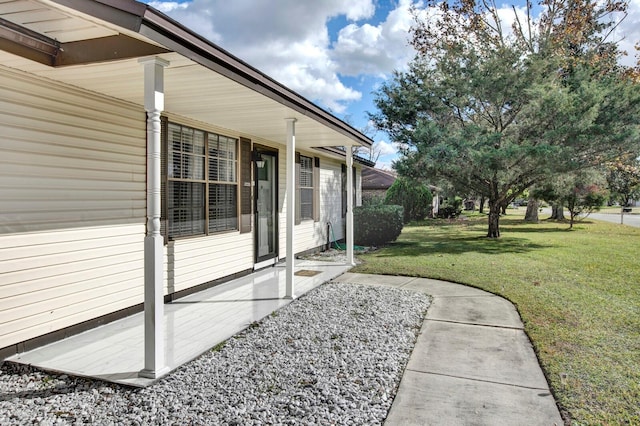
[352,213,640,424]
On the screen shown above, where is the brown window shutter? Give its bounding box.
[239,138,252,233]
[313,157,320,222]
[295,152,301,225]
[160,116,168,244]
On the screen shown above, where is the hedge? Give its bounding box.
[354,204,404,246]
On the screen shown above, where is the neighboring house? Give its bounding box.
[0,0,372,377]
[361,167,440,216]
[361,167,397,203]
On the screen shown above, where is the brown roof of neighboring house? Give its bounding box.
[362,167,397,190]
[362,168,442,192]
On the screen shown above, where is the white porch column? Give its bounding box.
[139,57,170,379]
[285,118,297,299]
[346,146,355,266]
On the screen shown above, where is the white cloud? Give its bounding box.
[148,1,188,13]
[374,157,395,171]
[332,0,417,76]
[613,0,640,67]
[146,0,412,112]
[494,5,532,41]
[374,139,398,156]
[144,0,640,118]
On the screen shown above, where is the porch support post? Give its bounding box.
[285,118,297,299]
[139,56,170,379]
[346,146,355,266]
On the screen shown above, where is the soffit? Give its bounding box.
[0,0,370,150]
[1,0,117,42]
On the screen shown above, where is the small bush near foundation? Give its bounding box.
[354,205,404,246]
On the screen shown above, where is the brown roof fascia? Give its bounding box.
[315,146,376,167]
[50,0,372,149]
[56,35,170,66]
[0,16,60,66]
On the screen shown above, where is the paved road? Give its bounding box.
[539,208,640,228]
[582,212,640,228]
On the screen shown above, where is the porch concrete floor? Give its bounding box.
[7,260,351,387]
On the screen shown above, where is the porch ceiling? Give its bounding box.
[0,0,372,150]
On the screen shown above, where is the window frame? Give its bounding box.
[295,153,320,223]
[163,120,239,240]
[298,154,314,221]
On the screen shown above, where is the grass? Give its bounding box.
[352,212,640,425]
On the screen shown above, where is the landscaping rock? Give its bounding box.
[0,282,429,425]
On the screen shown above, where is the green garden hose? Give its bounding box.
[328,221,365,251]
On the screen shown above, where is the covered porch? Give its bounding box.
[0,0,372,380]
[7,259,351,387]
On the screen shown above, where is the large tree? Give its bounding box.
[371,0,640,237]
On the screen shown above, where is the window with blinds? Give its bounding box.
[167,123,238,238]
[299,155,314,220]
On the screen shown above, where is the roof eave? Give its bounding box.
[315,146,376,167]
[50,0,372,148]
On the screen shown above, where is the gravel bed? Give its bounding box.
[1,282,429,425]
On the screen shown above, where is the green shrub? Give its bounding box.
[436,197,463,219]
[362,192,385,206]
[354,204,404,246]
[384,177,433,222]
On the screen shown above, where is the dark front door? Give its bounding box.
[254,149,278,267]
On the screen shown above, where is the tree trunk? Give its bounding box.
[501,203,507,215]
[524,198,539,222]
[487,202,501,238]
[620,207,625,225]
[479,196,485,213]
[550,204,565,220]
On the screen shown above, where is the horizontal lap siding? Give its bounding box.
[168,233,254,293]
[322,159,345,243]
[0,66,147,348]
[288,156,344,254]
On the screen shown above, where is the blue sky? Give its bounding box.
[147,0,640,170]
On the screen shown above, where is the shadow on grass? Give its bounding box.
[418,217,575,234]
[498,226,572,233]
[378,234,551,257]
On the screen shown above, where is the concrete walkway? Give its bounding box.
[334,273,563,426]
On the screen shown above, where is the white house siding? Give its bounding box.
[282,154,348,255]
[167,233,254,293]
[0,66,147,348]
[0,64,365,351]
[320,159,345,240]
